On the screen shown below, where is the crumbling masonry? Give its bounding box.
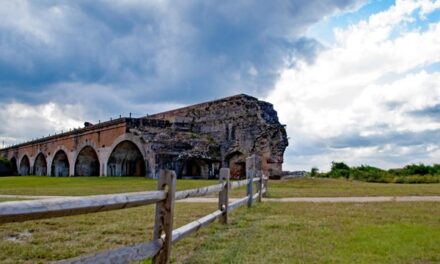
[0,94,288,179]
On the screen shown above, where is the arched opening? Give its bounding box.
[75,146,100,176]
[107,140,145,176]
[19,155,30,176]
[185,159,202,176]
[51,150,70,177]
[10,157,18,175]
[34,153,47,176]
[225,151,246,179]
[180,158,210,178]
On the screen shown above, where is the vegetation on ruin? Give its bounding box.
[313,162,440,184]
[0,156,11,167]
[0,157,12,176]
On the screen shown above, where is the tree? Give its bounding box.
[310,167,319,177]
[331,161,350,171]
[329,161,350,179]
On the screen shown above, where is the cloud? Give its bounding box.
[0,0,362,103]
[0,0,364,147]
[0,102,84,146]
[267,0,440,171]
[409,103,440,119]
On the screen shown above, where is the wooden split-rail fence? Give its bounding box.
[0,155,267,264]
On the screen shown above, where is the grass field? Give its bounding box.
[0,202,220,264]
[0,176,215,196]
[0,202,439,263]
[0,176,439,263]
[0,176,250,198]
[185,202,440,264]
[0,198,28,203]
[266,177,440,198]
[0,176,439,198]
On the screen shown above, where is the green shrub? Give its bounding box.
[328,162,350,179]
[393,175,440,184]
[314,162,440,184]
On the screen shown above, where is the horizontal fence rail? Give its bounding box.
[175,183,224,200]
[227,196,249,211]
[0,191,166,224]
[229,178,249,189]
[171,210,223,244]
[1,154,267,264]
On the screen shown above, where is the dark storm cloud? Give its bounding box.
[0,0,363,113]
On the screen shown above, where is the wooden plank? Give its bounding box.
[175,183,223,201]
[218,168,230,224]
[0,191,166,224]
[246,156,255,208]
[229,179,249,189]
[252,177,261,183]
[257,171,263,203]
[56,239,163,264]
[153,170,176,264]
[227,196,248,212]
[247,174,253,208]
[263,175,268,198]
[171,210,222,244]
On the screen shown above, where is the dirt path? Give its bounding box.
[178,196,440,203]
[263,196,440,202]
[2,195,440,203]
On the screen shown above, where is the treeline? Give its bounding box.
[311,162,440,184]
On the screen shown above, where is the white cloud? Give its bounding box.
[267,0,440,171]
[0,102,84,146]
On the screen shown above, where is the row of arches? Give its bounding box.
[11,140,145,177]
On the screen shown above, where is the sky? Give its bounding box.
[1,0,440,171]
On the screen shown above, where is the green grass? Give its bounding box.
[185,202,440,263]
[1,176,439,199]
[0,202,220,264]
[0,176,214,196]
[0,176,249,199]
[0,177,439,263]
[0,198,27,203]
[266,177,440,198]
[1,202,439,263]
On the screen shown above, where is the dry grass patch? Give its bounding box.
[0,202,222,263]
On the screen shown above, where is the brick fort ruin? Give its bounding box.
[0,94,288,179]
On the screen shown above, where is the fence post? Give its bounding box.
[246,156,255,208]
[247,154,263,207]
[218,168,230,224]
[263,174,268,198]
[257,170,263,203]
[247,170,253,208]
[153,169,176,264]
